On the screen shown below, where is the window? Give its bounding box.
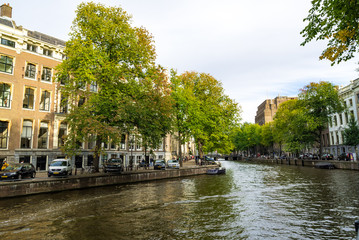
[59,74,69,85]
[0,83,10,108]
[343,101,347,108]
[0,55,13,74]
[41,67,52,82]
[88,134,96,149]
[110,140,116,149]
[40,90,50,111]
[120,134,126,150]
[129,135,135,150]
[339,114,343,125]
[21,120,33,148]
[345,112,349,124]
[329,116,333,128]
[90,81,98,92]
[38,121,48,149]
[78,96,85,107]
[334,115,338,126]
[350,99,353,106]
[27,44,37,52]
[78,81,86,90]
[23,87,35,109]
[1,38,15,48]
[58,122,67,147]
[59,95,68,113]
[25,63,36,79]
[157,140,164,151]
[136,138,142,150]
[43,48,52,57]
[0,121,8,149]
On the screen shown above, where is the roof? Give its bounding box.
[0,16,66,47]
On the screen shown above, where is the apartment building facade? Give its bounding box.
[0,4,193,171]
[328,79,359,158]
[255,96,296,125]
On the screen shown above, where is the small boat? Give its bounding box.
[206,167,226,175]
[315,162,335,169]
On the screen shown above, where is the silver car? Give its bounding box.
[167,159,180,169]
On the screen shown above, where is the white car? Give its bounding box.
[48,159,73,177]
[167,159,180,169]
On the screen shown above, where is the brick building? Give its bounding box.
[255,96,296,125]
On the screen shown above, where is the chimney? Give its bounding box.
[0,3,12,18]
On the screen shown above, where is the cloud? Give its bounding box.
[8,0,359,123]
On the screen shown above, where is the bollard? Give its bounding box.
[355,220,359,240]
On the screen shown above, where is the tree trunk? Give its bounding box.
[318,130,323,158]
[178,131,183,167]
[93,137,102,172]
[198,141,203,158]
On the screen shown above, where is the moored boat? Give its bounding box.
[206,167,226,175]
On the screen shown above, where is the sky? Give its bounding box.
[6,0,359,123]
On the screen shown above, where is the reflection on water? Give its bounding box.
[0,161,359,239]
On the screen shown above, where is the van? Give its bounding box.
[48,159,73,177]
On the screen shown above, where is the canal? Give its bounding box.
[0,161,359,239]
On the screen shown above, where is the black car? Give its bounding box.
[321,153,334,160]
[0,163,36,180]
[338,153,349,161]
[154,160,166,170]
[103,158,124,173]
[204,156,216,165]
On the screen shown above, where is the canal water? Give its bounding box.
[0,161,359,239]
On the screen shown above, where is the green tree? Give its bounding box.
[343,115,359,160]
[261,122,275,156]
[188,72,240,157]
[171,71,240,159]
[233,123,261,156]
[56,2,171,171]
[301,0,359,64]
[274,99,317,155]
[170,70,197,165]
[298,82,344,156]
[233,124,248,154]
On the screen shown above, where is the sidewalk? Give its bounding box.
[36,159,199,178]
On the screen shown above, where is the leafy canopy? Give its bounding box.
[301,0,359,64]
[56,2,172,161]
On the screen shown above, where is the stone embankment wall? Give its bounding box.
[242,158,359,170]
[0,166,212,198]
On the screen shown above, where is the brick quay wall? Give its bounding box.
[241,158,359,171]
[0,166,213,199]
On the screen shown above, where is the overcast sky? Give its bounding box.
[7,0,359,122]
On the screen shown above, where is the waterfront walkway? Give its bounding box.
[0,159,212,198]
[35,158,199,178]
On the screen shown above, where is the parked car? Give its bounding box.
[48,159,73,177]
[103,158,124,173]
[321,153,334,160]
[204,156,216,165]
[312,154,320,160]
[0,163,36,180]
[167,159,180,169]
[338,153,349,161]
[154,160,166,170]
